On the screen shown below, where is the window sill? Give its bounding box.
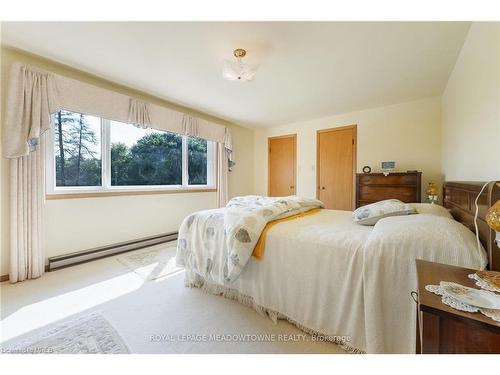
[46,188,217,200]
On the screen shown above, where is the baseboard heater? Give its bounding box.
[48,231,178,271]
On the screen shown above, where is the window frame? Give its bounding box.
[45,114,217,197]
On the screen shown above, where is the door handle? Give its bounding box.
[321,186,326,190]
[290,185,294,189]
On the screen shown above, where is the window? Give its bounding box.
[188,137,208,185]
[53,110,102,187]
[47,110,216,195]
[109,121,183,186]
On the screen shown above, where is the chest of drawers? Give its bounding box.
[355,172,422,208]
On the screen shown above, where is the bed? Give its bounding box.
[175,182,499,354]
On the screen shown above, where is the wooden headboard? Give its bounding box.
[443,181,500,271]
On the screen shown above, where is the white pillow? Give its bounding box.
[353,199,417,225]
[408,203,453,219]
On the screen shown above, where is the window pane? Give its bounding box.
[188,136,208,185]
[110,121,182,186]
[53,110,101,187]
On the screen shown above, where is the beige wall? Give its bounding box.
[0,47,254,276]
[254,97,442,201]
[442,22,500,181]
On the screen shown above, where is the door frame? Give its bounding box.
[268,133,297,196]
[316,125,357,209]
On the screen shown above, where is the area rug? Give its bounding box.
[5,313,129,354]
[117,245,182,281]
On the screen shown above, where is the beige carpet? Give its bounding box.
[117,245,182,281]
[0,243,347,354]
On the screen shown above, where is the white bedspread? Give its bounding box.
[176,206,487,353]
[176,195,323,283]
[229,209,372,352]
[363,214,487,353]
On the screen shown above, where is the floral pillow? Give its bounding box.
[353,199,417,225]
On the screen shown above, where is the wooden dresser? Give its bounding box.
[355,172,421,208]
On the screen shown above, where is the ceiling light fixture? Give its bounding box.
[222,48,257,82]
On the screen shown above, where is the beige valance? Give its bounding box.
[182,114,199,137]
[3,62,233,158]
[128,98,151,129]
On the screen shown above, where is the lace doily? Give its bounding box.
[425,284,500,322]
[468,273,500,293]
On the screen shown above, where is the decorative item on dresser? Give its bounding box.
[425,182,439,204]
[355,171,421,208]
[415,260,500,354]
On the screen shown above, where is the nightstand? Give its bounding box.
[415,259,500,354]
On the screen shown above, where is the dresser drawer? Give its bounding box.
[355,172,422,208]
[359,185,417,202]
[358,174,417,186]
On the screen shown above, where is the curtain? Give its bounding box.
[3,65,56,283]
[3,64,59,158]
[5,63,234,157]
[10,137,46,283]
[128,98,151,129]
[2,62,236,281]
[217,144,229,208]
[224,128,235,171]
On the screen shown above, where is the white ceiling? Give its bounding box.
[1,22,470,127]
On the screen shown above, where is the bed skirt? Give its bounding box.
[184,271,364,354]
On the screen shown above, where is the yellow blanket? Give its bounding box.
[252,208,322,260]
